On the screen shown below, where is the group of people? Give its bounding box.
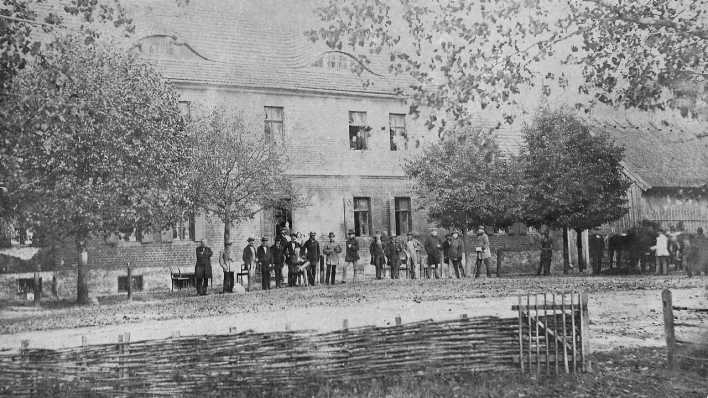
[192,226,496,295]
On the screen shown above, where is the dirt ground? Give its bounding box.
[0,275,705,353]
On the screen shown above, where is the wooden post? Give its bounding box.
[662,289,676,369]
[527,294,531,372]
[172,330,180,339]
[342,319,349,331]
[460,313,468,320]
[571,292,577,374]
[552,293,558,375]
[496,249,503,276]
[20,339,29,352]
[561,294,569,374]
[126,263,132,300]
[535,294,540,375]
[33,268,41,307]
[118,334,124,381]
[579,292,590,372]
[517,295,524,374]
[544,293,549,375]
[229,327,238,334]
[395,316,402,326]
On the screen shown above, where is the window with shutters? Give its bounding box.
[395,197,412,236]
[264,106,284,143]
[353,197,372,236]
[389,113,407,151]
[118,275,144,292]
[349,111,368,150]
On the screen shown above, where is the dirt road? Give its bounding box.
[1,283,705,353]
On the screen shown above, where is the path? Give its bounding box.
[1,287,705,353]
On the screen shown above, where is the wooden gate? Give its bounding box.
[514,292,590,375]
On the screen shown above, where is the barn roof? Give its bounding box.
[589,118,708,189]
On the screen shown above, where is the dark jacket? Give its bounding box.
[242,244,257,265]
[256,245,272,266]
[195,246,213,266]
[370,238,385,264]
[301,238,321,263]
[424,236,443,262]
[387,238,403,266]
[285,241,300,264]
[271,242,286,265]
[448,238,464,260]
[345,238,360,262]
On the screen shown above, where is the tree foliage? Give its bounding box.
[1,34,189,302]
[405,130,525,231]
[307,0,707,129]
[187,107,297,251]
[520,109,631,230]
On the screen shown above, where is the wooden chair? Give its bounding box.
[236,263,250,287]
[169,266,195,292]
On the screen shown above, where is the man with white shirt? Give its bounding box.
[653,229,670,275]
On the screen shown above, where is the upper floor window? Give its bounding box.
[265,106,284,143]
[178,101,191,121]
[349,111,368,150]
[389,113,407,151]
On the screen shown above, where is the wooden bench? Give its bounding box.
[170,267,195,292]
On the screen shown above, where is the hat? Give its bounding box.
[309,232,316,237]
[407,232,413,236]
[247,237,255,242]
[261,236,269,242]
[225,241,233,246]
[348,229,355,235]
[328,232,335,238]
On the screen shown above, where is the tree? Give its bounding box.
[520,109,631,272]
[187,107,298,289]
[307,0,707,130]
[2,34,189,304]
[405,130,525,232]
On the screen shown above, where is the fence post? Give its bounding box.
[395,316,402,326]
[662,289,676,369]
[342,319,349,331]
[570,292,577,374]
[517,295,524,374]
[126,263,132,300]
[579,292,590,372]
[561,294,569,374]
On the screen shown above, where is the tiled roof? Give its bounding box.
[126,0,407,97]
[588,119,708,188]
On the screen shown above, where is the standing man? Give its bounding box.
[537,229,553,276]
[589,232,605,274]
[285,232,300,287]
[474,227,492,278]
[301,232,321,286]
[424,229,443,279]
[270,236,286,287]
[449,230,465,278]
[195,239,213,296]
[387,234,403,279]
[241,237,257,291]
[257,237,273,290]
[323,232,342,285]
[218,241,236,293]
[441,233,452,278]
[344,230,359,283]
[404,232,421,279]
[653,229,670,275]
[370,231,386,280]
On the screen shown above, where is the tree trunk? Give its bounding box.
[223,217,231,250]
[76,239,90,305]
[575,228,585,272]
[562,227,570,274]
[33,266,41,307]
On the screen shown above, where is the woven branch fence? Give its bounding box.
[0,293,589,397]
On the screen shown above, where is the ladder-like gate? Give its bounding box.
[514,292,590,375]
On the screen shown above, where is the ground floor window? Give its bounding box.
[17,278,41,294]
[395,197,412,236]
[353,197,372,236]
[118,275,144,292]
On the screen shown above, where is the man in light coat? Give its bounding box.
[218,241,236,293]
[653,229,670,275]
[323,232,343,284]
[474,227,493,278]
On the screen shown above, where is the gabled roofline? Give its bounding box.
[620,161,652,191]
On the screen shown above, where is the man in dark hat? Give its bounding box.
[423,230,443,279]
[270,235,286,287]
[370,231,386,280]
[344,230,359,283]
[323,232,343,284]
[301,232,321,286]
[449,229,465,278]
[195,239,213,295]
[387,234,403,279]
[285,232,301,287]
[257,237,273,290]
[218,241,236,293]
[242,237,257,291]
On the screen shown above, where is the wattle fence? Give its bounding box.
[0,293,589,396]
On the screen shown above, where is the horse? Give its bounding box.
[608,224,657,272]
